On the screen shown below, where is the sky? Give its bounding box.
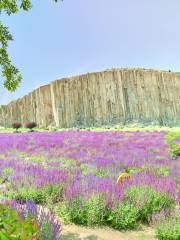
[1,0,180,104]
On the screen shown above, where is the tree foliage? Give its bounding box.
[0,0,62,91]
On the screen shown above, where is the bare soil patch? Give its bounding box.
[61,224,156,240]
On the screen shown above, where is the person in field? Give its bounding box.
[117,167,131,186]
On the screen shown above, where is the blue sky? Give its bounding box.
[1,0,180,104]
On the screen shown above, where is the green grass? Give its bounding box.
[155,211,180,240]
[1,125,180,133]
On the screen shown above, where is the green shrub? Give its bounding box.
[45,184,65,203]
[155,166,170,177]
[155,212,180,240]
[107,203,138,230]
[7,184,65,204]
[56,194,138,230]
[69,198,89,225]
[0,167,14,184]
[86,194,109,226]
[0,203,41,239]
[56,195,108,226]
[166,132,180,156]
[80,164,90,175]
[56,187,175,230]
[7,187,46,204]
[57,198,88,225]
[93,168,109,178]
[169,143,180,157]
[124,186,175,222]
[55,201,72,224]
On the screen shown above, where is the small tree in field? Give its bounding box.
[12,122,22,132]
[24,122,37,132]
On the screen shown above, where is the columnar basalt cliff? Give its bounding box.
[1,68,180,128]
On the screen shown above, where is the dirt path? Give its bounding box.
[61,224,156,240]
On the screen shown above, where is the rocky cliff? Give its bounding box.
[0,68,180,128]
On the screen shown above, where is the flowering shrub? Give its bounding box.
[10,200,61,240]
[24,121,37,130]
[56,195,138,229]
[124,186,175,222]
[150,209,180,240]
[12,122,22,132]
[0,202,41,239]
[56,185,175,230]
[107,202,138,230]
[0,130,179,232]
[57,195,109,226]
[7,184,65,204]
[156,220,180,240]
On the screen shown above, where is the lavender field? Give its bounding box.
[0,130,179,239]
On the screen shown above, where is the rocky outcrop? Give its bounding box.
[0,68,180,128]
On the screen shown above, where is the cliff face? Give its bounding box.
[1,68,180,128]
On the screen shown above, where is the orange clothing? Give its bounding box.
[117,172,131,185]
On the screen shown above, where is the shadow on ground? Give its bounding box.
[61,233,98,240]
